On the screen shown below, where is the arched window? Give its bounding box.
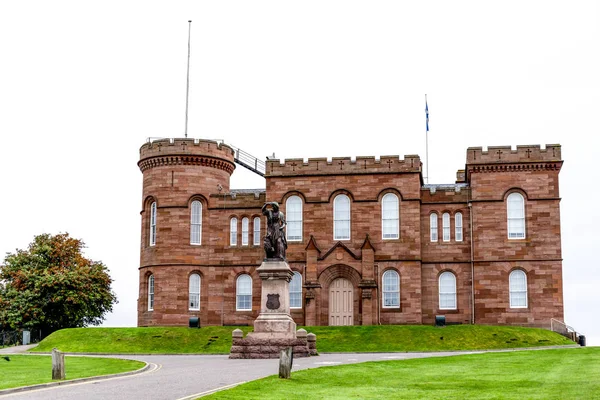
[507,193,526,239]
[455,212,463,242]
[509,270,528,308]
[334,194,351,240]
[148,274,155,311]
[286,196,303,242]
[189,273,200,310]
[242,217,249,246]
[236,274,252,311]
[382,193,399,240]
[442,212,451,242]
[149,202,157,246]
[253,217,261,246]
[430,213,438,242]
[439,272,457,310]
[290,271,302,309]
[382,270,400,308]
[230,217,238,246]
[190,200,202,245]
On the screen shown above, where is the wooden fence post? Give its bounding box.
[52,348,65,380]
[278,347,293,379]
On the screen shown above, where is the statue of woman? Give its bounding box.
[261,202,287,260]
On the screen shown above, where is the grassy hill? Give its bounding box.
[31,325,574,354]
[204,348,600,400]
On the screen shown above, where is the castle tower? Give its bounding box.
[137,138,235,326]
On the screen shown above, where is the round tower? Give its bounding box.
[137,138,235,326]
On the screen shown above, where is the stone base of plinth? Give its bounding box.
[229,337,309,359]
[229,328,317,359]
[250,313,296,339]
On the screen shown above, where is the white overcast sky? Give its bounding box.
[1,1,598,345]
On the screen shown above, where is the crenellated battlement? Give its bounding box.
[265,155,421,176]
[140,138,235,161]
[138,138,236,174]
[466,144,561,164]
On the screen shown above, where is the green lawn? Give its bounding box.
[31,325,573,354]
[204,348,600,400]
[32,326,253,354]
[0,355,145,390]
[303,325,573,352]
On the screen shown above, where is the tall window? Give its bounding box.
[190,200,202,245]
[189,273,200,310]
[230,217,238,246]
[507,193,526,239]
[382,193,399,240]
[439,272,457,310]
[442,213,451,242]
[286,196,303,242]
[149,202,157,246]
[430,213,438,242]
[290,271,302,309]
[253,217,261,246]
[148,274,154,311]
[334,194,351,240]
[236,274,252,311]
[382,270,400,308]
[455,212,463,242]
[242,217,249,246]
[509,270,528,308]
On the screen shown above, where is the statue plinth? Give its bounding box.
[248,260,296,339]
[229,201,316,359]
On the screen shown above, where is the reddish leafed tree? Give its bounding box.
[0,233,117,336]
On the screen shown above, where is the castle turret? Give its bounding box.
[137,138,235,326]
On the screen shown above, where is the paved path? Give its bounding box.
[0,345,36,354]
[0,351,478,399]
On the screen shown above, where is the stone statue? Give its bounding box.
[262,201,287,260]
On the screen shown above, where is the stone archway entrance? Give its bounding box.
[329,278,353,326]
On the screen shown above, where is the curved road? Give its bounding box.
[0,351,478,399]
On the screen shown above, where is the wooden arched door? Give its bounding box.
[329,278,353,326]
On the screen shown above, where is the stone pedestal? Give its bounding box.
[249,260,296,339]
[230,260,317,359]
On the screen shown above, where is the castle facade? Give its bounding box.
[137,139,563,328]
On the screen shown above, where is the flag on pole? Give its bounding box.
[425,97,429,132]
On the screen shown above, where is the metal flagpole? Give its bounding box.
[425,94,429,184]
[184,20,192,138]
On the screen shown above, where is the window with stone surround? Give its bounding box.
[442,213,451,242]
[382,193,399,240]
[439,271,457,310]
[382,270,400,308]
[242,217,249,246]
[286,196,303,242]
[430,213,438,242]
[253,217,261,246]
[455,212,463,242]
[230,217,238,246]
[190,200,202,245]
[149,202,157,246]
[290,271,302,309]
[509,270,528,308]
[189,273,200,310]
[507,193,526,239]
[148,274,155,311]
[236,274,252,311]
[334,194,351,240]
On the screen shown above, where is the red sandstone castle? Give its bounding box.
[137,139,563,328]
